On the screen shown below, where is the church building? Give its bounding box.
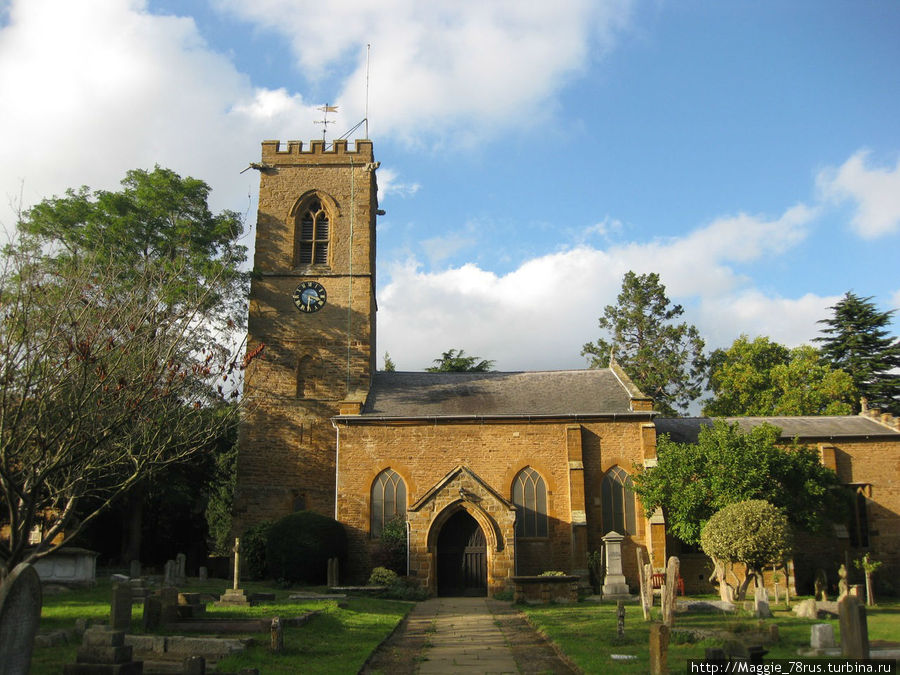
[233,139,900,596]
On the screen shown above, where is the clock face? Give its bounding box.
[292,281,327,313]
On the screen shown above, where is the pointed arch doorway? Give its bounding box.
[436,510,487,596]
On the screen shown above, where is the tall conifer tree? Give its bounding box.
[815,292,900,414]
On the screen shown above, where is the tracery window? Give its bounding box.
[513,467,548,538]
[371,469,406,537]
[295,197,329,266]
[600,465,636,535]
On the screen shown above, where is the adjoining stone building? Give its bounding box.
[233,138,900,596]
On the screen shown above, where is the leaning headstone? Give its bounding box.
[616,601,625,638]
[175,553,187,583]
[63,626,142,674]
[649,622,670,675]
[793,598,817,619]
[661,556,679,627]
[110,582,133,631]
[271,617,284,653]
[754,586,772,618]
[198,566,208,581]
[600,531,630,596]
[0,562,42,675]
[838,594,869,659]
[327,557,340,588]
[810,623,835,650]
[129,560,141,579]
[636,548,652,620]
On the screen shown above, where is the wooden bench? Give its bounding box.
[650,572,685,596]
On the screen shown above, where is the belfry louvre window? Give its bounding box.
[371,469,406,537]
[296,198,329,265]
[601,465,636,535]
[513,467,548,538]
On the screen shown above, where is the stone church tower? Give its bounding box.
[233,139,379,531]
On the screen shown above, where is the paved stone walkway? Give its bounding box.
[417,597,519,674]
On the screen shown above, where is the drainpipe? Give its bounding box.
[332,421,340,520]
[406,519,410,576]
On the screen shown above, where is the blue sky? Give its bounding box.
[1,0,898,372]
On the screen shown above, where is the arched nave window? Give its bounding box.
[600,465,636,535]
[513,467,548,538]
[371,469,406,537]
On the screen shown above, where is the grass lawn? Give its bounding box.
[31,578,411,674]
[522,596,900,674]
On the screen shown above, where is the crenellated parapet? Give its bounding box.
[261,139,374,164]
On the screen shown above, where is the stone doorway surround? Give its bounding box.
[407,465,517,596]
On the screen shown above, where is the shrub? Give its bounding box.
[242,520,274,581]
[371,515,407,575]
[385,575,429,601]
[265,510,348,584]
[368,566,399,586]
[701,499,791,602]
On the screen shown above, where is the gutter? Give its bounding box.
[332,411,656,425]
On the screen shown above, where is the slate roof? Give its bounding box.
[351,369,643,420]
[655,416,900,443]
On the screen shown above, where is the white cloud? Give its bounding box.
[377,203,827,371]
[818,151,900,239]
[211,0,636,141]
[0,0,318,224]
[377,167,420,200]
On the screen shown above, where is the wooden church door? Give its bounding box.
[437,510,487,596]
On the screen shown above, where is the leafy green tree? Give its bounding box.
[701,500,792,601]
[426,348,495,372]
[0,244,246,577]
[704,335,855,416]
[582,271,705,416]
[16,167,249,563]
[815,292,900,414]
[632,420,845,547]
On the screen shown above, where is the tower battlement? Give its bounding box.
[261,139,374,163]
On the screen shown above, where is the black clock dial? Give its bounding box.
[292,281,327,313]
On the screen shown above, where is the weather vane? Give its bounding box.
[315,104,338,142]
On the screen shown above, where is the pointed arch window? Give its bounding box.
[295,197,329,266]
[513,467,548,538]
[371,469,406,537]
[601,465,636,535]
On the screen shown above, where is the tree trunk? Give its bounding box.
[120,484,145,565]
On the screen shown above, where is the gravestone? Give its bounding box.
[327,557,340,588]
[163,559,176,586]
[159,586,179,624]
[198,566,208,581]
[0,562,42,675]
[129,560,141,579]
[64,626,142,674]
[184,656,206,675]
[661,556,679,627]
[636,549,652,620]
[838,594,869,659]
[649,622,670,675]
[271,617,284,652]
[216,537,251,607]
[754,586,772,618]
[142,596,162,631]
[793,598,817,619]
[110,582,133,631]
[616,601,625,638]
[175,553,187,583]
[810,623,835,649]
[600,531,629,596]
